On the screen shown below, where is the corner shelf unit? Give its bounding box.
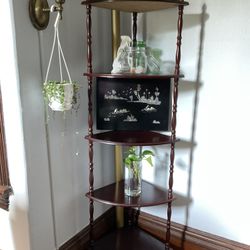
[82,0,188,249]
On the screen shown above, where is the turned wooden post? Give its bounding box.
[132,12,138,45]
[86,4,94,247]
[166,4,184,250]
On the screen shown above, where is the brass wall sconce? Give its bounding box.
[29,0,65,30]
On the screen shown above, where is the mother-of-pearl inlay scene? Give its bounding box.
[97,77,171,131]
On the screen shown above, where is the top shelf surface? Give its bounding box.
[81,0,189,12]
[84,72,184,79]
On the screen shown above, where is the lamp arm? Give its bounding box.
[29,0,66,30]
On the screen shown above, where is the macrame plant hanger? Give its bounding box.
[44,8,75,112]
[45,10,72,85]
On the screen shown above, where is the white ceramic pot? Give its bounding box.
[48,83,74,111]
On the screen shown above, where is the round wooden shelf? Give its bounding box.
[86,180,174,207]
[85,131,176,146]
[84,72,184,79]
[81,0,189,13]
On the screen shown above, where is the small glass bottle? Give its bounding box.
[117,48,130,73]
[127,41,148,74]
[147,48,161,74]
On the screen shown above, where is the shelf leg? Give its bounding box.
[115,145,124,228]
[112,9,124,229]
[112,10,120,59]
[166,4,184,250]
[132,12,138,45]
[86,4,94,247]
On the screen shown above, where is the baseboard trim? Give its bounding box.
[138,210,250,250]
[59,207,250,250]
[59,207,116,250]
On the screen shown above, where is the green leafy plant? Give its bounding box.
[124,146,154,172]
[124,146,154,196]
[43,80,78,110]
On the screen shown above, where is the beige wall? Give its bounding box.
[142,0,250,245]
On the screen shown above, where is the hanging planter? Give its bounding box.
[43,13,78,112]
[43,81,78,111]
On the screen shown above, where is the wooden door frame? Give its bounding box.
[0,86,12,210]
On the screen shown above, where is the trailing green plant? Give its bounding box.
[43,80,79,109]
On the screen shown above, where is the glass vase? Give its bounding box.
[127,46,147,74]
[124,161,142,197]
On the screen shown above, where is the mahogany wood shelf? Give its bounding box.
[85,131,177,146]
[83,1,187,248]
[86,180,174,207]
[84,72,184,79]
[92,227,165,249]
[81,0,188,13]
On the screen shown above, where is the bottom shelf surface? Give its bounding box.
[91,227,166,250]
